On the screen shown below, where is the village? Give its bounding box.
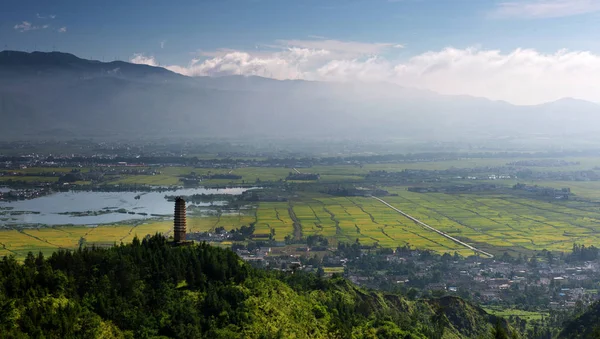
[217,234,600,312]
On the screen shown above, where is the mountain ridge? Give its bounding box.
[1,50,599,142]
[3,50,594,107]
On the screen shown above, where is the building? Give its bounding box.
[174,197,187,243]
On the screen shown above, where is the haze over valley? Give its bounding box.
[2,50,600,148]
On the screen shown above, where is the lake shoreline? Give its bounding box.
[0,186,257,226]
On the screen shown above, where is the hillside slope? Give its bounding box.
[0,235,512,338]
[558,301,600,338]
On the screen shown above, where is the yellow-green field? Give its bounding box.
[0,214,256,260]
[253,187,600,256]
[0,176,60,183]
[484,306,548,321]
[6,156,600,260]
[7,186,600,259]
[287,196,474,256]
[255,202,294,237]
[7,156,599,187]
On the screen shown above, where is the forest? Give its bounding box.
[0,235,515,339]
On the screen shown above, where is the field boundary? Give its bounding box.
[372,196,494,258]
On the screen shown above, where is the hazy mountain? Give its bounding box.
[1,50,599,142]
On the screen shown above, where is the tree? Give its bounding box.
[492,320,509,339]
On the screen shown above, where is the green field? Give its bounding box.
[0,215,257,260]
[483,307,548,321]
[255,187,600,256]
[6,155,600,259]
[6,186,599,259]
[0,176,60,183]
[252,195,475,256]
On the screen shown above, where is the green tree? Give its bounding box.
[492,320,509,339]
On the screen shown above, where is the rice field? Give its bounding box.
[0,214,256,260]
[5,184,600,259]
[374,188,600,255]
[256,195,475,256]
[255,202,294,237]
[0,176,60,183]
[250,187,600,256]
[6,155,600,259]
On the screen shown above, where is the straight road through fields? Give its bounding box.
[371,196,494,258]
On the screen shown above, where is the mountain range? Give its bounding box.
[1,50,599,142]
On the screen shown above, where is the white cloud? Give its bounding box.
[160,40,166,49]
[274,39,402,58]
[131,38,600,105]
[314,47,600,104]
[163,49,322,79]
[58,27,67,33]
[14,21,33,32]
[493,0,600,18]
[13,21,47,32]
[130,54,159,67]
[14,21,55,32]
[389,47,600,104]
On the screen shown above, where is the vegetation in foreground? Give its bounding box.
[558,300,600,338]
[0,235,515,339]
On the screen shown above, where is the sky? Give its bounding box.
[3,0,600,104]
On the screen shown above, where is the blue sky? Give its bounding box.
[4,0,600,104]
[4,0,600,62]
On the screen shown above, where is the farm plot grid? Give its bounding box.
[259,197,473,255]
[380,190,600,254]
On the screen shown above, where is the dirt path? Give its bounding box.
[288,204,303,240]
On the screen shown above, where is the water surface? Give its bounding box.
[0,187,253,226]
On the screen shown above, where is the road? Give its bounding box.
[371,196,494,258]
[292,167,301,174]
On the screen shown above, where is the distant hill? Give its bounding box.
[0,234,513,338]
[1,50,600,142]
[0,50,179,78]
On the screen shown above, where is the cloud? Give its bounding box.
[389,47,600,104]
[274,39,403,58]
[317,47,600,104]
[36,13,56,19]
[492,0,600,18]
[58,27,67,33]
[164,48,329,79]
[14,20,57,32]
[130,54,159,67]
[131,38,600,104]
[13,21,48,32]
[160,40,166,49]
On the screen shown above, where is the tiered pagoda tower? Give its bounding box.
[174,197,187,243]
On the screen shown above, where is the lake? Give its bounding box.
[0,187,254,226]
